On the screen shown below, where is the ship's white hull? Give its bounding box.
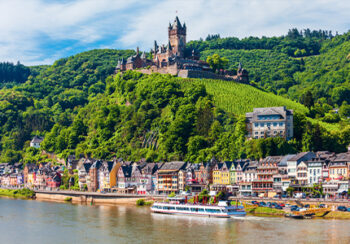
[151,203,246,218]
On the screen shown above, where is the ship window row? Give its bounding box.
[155,206,223,213]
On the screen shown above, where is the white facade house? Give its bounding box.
[287,152,315,178]
[246,106,294,140]
[306,159,324,185]
[30,136,44,148]
[296,161,308,185]
[242,161,257,182]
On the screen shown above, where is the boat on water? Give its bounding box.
[151,197,246,218]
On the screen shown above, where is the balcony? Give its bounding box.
[253,179,273,183]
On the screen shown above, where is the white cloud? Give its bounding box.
[0,0,349,65]
[0,0,137,65]
[120,0,350,50]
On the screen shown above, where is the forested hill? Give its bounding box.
[1,29,350,164]
[188,29,350,109]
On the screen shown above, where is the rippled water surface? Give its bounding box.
[1,198,350,243]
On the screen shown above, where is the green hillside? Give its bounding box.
[199,49,302,93]
[177,78,308,115]
[291,35,350,104]
[189,30,350,128]
[1,29,350,164]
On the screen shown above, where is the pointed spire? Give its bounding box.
[154,40,158,53]
[167,40,172,51]
[173,16,182,28]
[136,46,139,55]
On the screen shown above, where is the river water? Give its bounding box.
[0,198,349,244]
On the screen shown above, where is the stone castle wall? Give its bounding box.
[178,70,235,81]
[136,66,244,82]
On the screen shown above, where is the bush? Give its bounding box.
[0,188,35,198]
[168,192,176,198]
[64,197,72,202]
[70,186,80,191]
[144,200,154,206]
[136,199,145,206]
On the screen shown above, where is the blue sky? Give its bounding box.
[1,0,349,66]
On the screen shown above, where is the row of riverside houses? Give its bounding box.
[0,162,62,190]
[1,150,350,197]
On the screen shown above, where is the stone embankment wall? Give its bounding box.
[35,193,157,205]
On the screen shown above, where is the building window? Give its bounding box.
[273,122,277,127]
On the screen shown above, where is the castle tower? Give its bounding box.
[168,16,186,57]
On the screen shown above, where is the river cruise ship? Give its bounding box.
[151,197,246,218]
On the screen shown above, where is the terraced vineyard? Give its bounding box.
[177,78,309,115]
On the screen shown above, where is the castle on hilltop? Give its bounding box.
[116,17,249,82]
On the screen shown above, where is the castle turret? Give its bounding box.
[236,62,249,83]
[168,16,186,57]
[153,40,158,56]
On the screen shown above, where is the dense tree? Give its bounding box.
[1,29,350,164]
[206,54,229,72]
[0,61,30,84]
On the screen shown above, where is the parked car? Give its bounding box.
[291,206,300,211]
[319,204,326,208]
[275,205,283,210]
[279,203,285,207]
[337,206,347,212]
[281,195,288,198]
[304,204,310,208]
[347,208,350,212]
[259,202,266,207]
[251,201,259,205]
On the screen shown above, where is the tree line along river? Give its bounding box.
[0,197,350,243]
